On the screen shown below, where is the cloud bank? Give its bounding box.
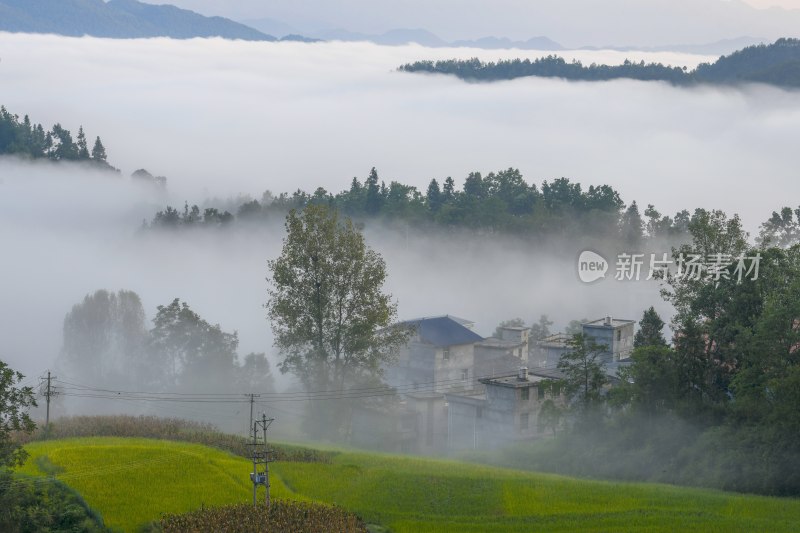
[0,33,796,387]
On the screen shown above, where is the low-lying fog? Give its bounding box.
[1,33,797,395]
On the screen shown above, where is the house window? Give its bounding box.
[521,387,529,401]
[443,348,450,361]
[461,369,469,380]
[616,330,621,341]
[538,386,545,400]
[520,412,529,430]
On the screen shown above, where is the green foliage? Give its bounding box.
[0,361,36,471]
[633,306,667,348]
[399,55,689,84]
[0,106,114,168]
[0,475,111,533]
[557,334,608,410]
[158,501,367,533]
[149,298,239,388]
[615,346,681,415]
[516,219,800,495]
[145,167,702,246]
[266,204,411,438]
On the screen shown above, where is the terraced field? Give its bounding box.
[19,437,800,532]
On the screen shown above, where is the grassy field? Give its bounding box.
[19,437,800,532]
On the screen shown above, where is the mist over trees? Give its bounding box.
[58,290,274,399]
[400,38,800,88]
[145,167,703,248]
[499,211,800,496]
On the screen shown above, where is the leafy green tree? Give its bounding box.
[662,208,752,409]
[633,307,667,348]
[0,361,36,472]
[266,204,410,437]
[615,346,679,416]
[557,333,608,409]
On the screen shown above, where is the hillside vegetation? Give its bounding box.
[18,437,800,532]
[401,38,800,88]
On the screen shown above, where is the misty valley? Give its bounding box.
[2,10,800,532]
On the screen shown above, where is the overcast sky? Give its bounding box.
[140,0,800,47]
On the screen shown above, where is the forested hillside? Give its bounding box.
[401,38,800,88]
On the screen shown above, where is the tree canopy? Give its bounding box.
[0,361,36,473]
[266,205,410,438]
[0,106,115,169]
[399,39,800,89]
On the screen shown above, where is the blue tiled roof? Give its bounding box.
[402,316,484,347]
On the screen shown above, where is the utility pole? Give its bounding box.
[246,393,261,435]
[248,411,274,507]
[39,371,58,439]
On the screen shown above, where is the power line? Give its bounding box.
[52,364,565,404]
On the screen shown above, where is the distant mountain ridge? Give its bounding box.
[293,26,564,50]
[0,0,275,40]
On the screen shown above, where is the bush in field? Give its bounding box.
[16,415,335,463]
[158,501,368,533]
[0,476,111,533]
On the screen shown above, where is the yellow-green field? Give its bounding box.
[18,437,800,532]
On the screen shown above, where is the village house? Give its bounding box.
[358,314,629,454]
[446,367,566,450]
[531,316,635,369]
[385,315,483,394]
